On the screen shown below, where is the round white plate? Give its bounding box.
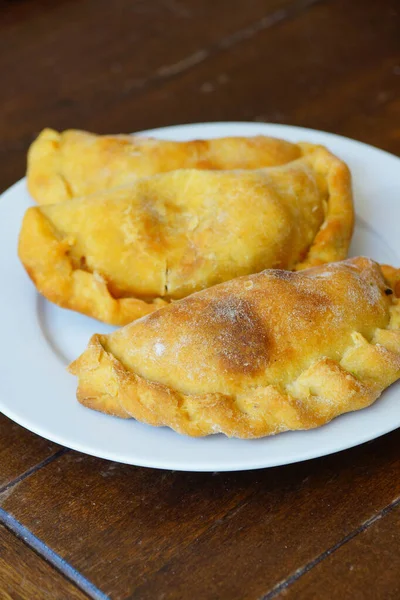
[1,122,400,472]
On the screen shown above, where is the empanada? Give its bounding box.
[19,145,353,325]
[69,258,400,438]
[27,128,303,204]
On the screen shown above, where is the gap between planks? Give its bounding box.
[261,492,400,599]
[0,444,104,597]
[2,444,399,597]
[0,448,69,497]
[0,508,108,599]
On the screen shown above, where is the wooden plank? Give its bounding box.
[0,524,88,599]
[1,0,398,186]
[283,503,400,599]
[3,0,398,196]
[0,452,257,597]
[0,415,62,491]
[79,0,398,153]
[0,0,297,191]
[2,429,400,599]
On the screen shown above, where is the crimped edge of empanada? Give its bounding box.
[295,143,354,270]
[18,206,168,325]
[69,264,400,438]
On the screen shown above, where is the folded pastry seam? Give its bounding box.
[294,143,354,271]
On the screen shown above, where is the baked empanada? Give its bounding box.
[27,129,304,204]
[69,258,400,438]
[19,145,353,325]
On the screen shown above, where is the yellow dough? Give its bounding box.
[69,257,400,438]
[27,128,303,204]
[18,144,353,325]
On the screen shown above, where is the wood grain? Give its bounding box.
[1,0,399,194]
[283,503,400,600]
[0,0,297,192]
[0,415,62,491]
[91,0,398,153]
[2,429,400,599]
[0,524,87,599]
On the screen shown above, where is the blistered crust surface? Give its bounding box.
[69,258,400,438]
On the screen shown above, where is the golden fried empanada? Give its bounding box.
[69,258,400,438]
[28,128,303,204]
[19,145,353,325]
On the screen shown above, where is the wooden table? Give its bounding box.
[1,1,400,598]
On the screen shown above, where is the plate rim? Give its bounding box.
[1,397,397,472]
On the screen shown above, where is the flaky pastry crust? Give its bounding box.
[69,258,400,438]
[19,142,353,325]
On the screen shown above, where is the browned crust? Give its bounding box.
[380,265,400,297]
[295,143,354,270]
[68,263,400,438]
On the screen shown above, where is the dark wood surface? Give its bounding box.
[0,415,62,491]
[0,524,88,599]
[284,503,400,600]
[0,0,399,598]
[2,431,400,599]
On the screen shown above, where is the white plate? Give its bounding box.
[1,122,400,472]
